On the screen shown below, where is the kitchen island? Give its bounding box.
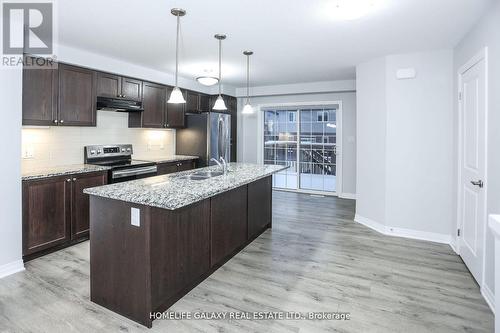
[84,163,286,327]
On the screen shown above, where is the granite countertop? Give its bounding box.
[136,155,199,164]
[22,164,111,181]
[84,163,287,210]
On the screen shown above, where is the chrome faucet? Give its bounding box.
[211,157,228,175]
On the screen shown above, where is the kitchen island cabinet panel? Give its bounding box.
[90,197,152,327]
[86,164,285,327]
[247,176,273,239]
[150,200,210,310]
[210,186,248,266]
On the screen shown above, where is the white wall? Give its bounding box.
[355,50,454,242]
[22,111,175,170]
[454,0,500,297]
[237,88,357,196]
[0,68,24,277]
[356,57,387,224]
[385,50,454,236]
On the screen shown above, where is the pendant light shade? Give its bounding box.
[242,50,254,114]
[168,87,185,103]
[213,95,227,110]
[242,102,254,114]
[168,8,186,104]
[213,34,227,111]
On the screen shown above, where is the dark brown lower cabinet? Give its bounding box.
[210,186,248,266]
[156,159,197,176]
[22,171,107,259]
[22,176,71,256]
[89,177,272,328]
[247,176,273,239]
[71,172,108,239]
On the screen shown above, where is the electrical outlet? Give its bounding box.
[22,146,34,159]
[131,207,140,227]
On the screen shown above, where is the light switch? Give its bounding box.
[131,207,140,227]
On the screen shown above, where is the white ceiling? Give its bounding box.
[56,0,489,88]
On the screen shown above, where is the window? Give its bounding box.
[263,104,340,193]
[317,111,329,122]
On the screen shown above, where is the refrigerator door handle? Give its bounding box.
[218,115,224,160]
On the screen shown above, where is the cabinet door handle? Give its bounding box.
[59,120,64,124]
[66,178,71,182]
[122,95,126,98]
[72,178,77,181]
[53,119,58,124]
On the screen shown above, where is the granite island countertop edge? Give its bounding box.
[84,163,287,211]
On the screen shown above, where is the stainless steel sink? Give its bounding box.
[180,170,225,180]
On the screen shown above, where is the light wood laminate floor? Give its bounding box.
[0,191,493,332]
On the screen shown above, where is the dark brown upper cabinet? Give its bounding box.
[141,82,165,128]
[96,73,121,98]
[186,90,199,113]
[165,87,186,128]
[58,63,97,126]
[22,56,58,126]
[186,91,211,113]
[97,73,142,101]
[199,94,210,112]
[121,77,143,101]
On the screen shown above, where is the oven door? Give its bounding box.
[110,165,158,183]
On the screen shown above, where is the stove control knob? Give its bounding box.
[97,149,102,154]
[90,150,96,155]
[126,148,131,152]
[121,148,126,152]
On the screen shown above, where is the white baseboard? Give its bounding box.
[354,214,451,245]
[449,237,459,254]
[339,193,356,200]
[354,214,386,234]
[0,260,25,279]
[481,284,495,314]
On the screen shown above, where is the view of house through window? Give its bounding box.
[263,105,339,193]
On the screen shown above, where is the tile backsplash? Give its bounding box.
[22,111,175,168]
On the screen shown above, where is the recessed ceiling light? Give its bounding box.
[196,76,219,86]
[328,0,382,20]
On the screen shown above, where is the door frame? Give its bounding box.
[456,47,488,289]
[256,101,343,195]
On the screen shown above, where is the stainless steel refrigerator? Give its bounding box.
[176,112,231,167]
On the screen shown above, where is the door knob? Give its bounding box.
[471,180,484,188]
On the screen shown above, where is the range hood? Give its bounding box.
[96,96,144,112]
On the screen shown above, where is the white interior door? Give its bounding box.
[458,55,486,284]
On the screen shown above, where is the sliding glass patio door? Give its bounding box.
[263,105,339,194]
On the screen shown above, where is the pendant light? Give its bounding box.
[196,76,219,86]
[242,51,254,114]
[213,34,227,111]
[168,8,186,104]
